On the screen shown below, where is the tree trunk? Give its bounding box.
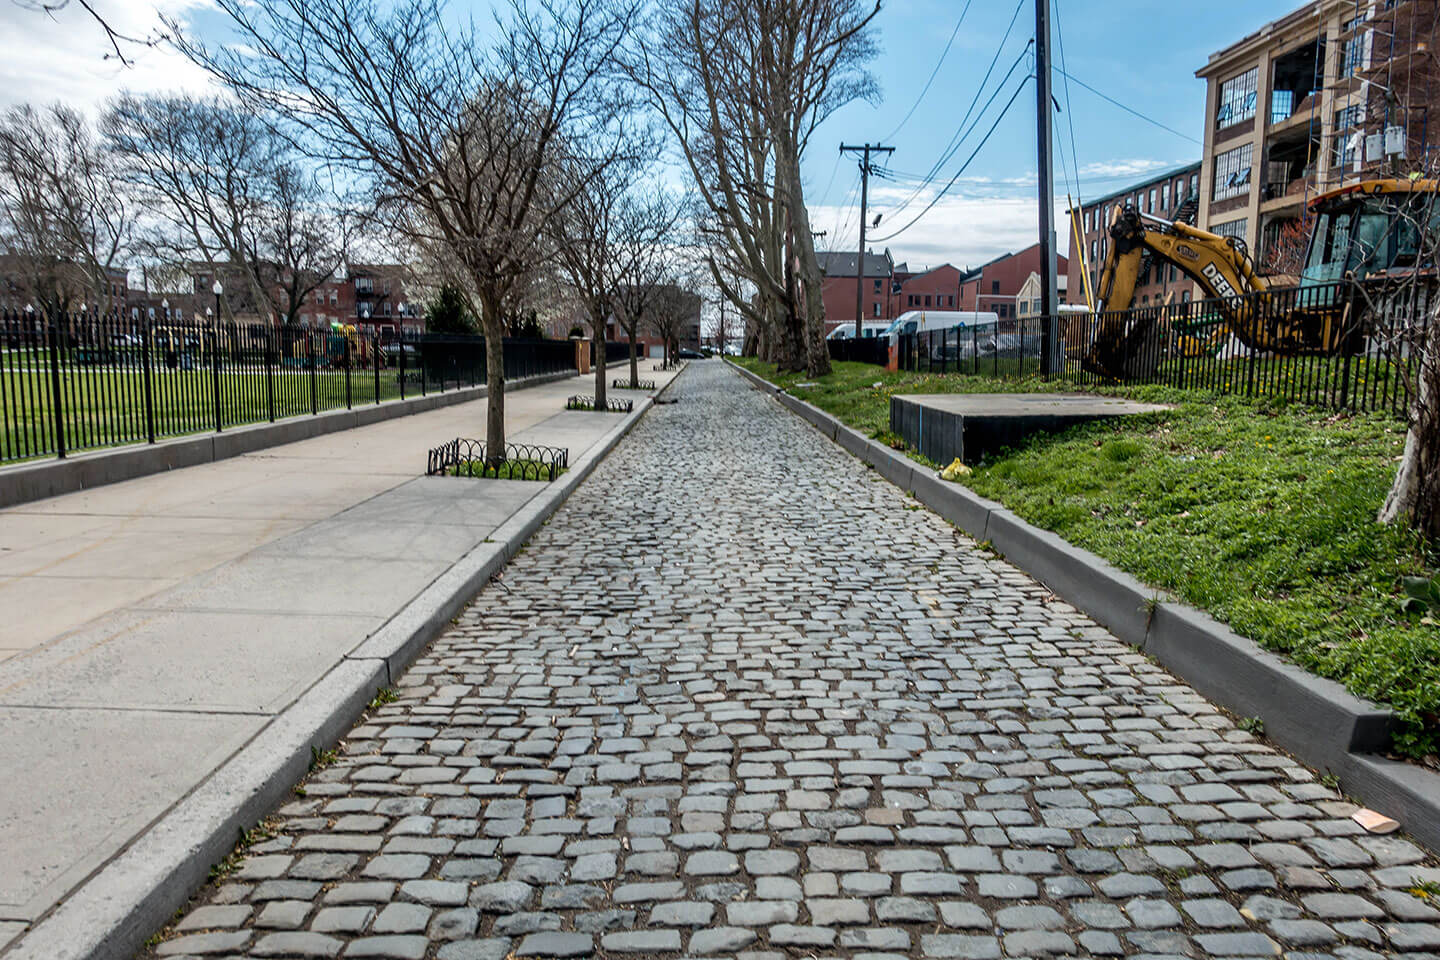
[593,310,607,411]
[1379,312,1440,539]
[479,289,506,464]
[628,329,639,387]
[776,144,831,377]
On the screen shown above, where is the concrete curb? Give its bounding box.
[0,370,577,510]
[2,368,684,960]
[724,359,1440,853]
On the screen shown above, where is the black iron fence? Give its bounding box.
[895,276,1434,416]
[827,336,889,366]
[0,311,577,464]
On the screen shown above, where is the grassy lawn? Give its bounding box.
[1,366,432,462]
[736,357,1439,763]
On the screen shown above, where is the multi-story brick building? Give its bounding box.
[1066,162,1204,307]
[135,262,423,338]
[957,244,1068,318]
[1197,0,1440,274]
[894,263,963,313]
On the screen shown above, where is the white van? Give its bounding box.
[826,322,892,340]
[882,310,1001,337]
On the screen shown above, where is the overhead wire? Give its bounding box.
[880,42,1035,225]
[881,0,975,142]
[877,0,1031,222]
[870,74,1034,243]
[1054,68,1202,144]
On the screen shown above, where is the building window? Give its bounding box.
[1216,67,1259,129]
[1212,142,1253,201]
[1190,173,1199,197]
[873,278,882,293]
[1341,23,1370,77]
[1161,184,1169,211]
[924,295,931,307]
[1333,105,1363,167]
[990,279,1000,295]
[1211,218,1247,241]
[873,302,880,317]
[1149,188,1157,211]
[947,295,954,307]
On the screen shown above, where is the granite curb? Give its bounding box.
[1,367,685,960]
[725,358,1440,852]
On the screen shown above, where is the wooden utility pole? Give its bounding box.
[840,142,894,338]
[1035,0,1058,375]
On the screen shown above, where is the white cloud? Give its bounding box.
[0,1,217,113]
[813,190,1073,271]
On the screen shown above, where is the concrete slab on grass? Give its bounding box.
[891,392,1169,465]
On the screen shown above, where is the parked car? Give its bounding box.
[676,348,705,359]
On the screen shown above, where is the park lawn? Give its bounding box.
[1,366,413,462]
[736,357,1440,763]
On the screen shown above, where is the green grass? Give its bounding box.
[448,458,567,481]
[0,365,428,462]
[736,357,1440,762]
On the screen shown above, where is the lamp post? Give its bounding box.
[209,281,223,432]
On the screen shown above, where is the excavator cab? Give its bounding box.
[1300,179,1440,290]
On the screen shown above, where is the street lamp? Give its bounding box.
[212,280,223,323]
[161,298,169,321]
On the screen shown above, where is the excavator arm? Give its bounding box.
[1096,207,1267,314]
[1084,207,1269,379]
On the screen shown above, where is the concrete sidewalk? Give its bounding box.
[0,365,677,949]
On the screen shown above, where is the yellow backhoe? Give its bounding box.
[1085,177,1440,379]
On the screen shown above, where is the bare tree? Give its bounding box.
[14,0,158,64]
[167,0,638,459]
[103,94,344,325]
[647,279,700,367]
[1379,311,1440,539]
[629,0,879,376]
[0,103,131,318]
[609,190,682,389]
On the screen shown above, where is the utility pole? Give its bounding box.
[1034,0,1058,376]
[840,142,894,338]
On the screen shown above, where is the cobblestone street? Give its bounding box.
[152,361,1440,960]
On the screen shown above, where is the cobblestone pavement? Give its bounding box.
[150,361,1440,960]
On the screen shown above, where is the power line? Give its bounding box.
[1055,68,1202,144]
[870,75,1033,243]
[879,0,1031,222]
[881,0,975,142]
[881,42,1034,224]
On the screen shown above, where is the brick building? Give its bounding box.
[818,250,966,333]
[818,249,896,332]
[1066,162,1204,308]
[957,244,1068,318]
[134,263,422,339]
[1197,0,1440,273]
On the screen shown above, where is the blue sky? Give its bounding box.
[6,0,1302,271]
[804,0,1302,270]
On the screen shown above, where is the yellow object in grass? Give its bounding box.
[940,458,972,482]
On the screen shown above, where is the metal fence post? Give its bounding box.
[308,331,318,415]
[46,317,66,458]
[373,333,381,404]
[265,326,276,422]
[211,326,223,431]
[345,335,352,409]
[141,315,156,444]
[398,331,407,401]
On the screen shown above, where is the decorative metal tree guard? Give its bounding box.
[611,378,656,390]
[566,395,633,412]
[426,439,569,480]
